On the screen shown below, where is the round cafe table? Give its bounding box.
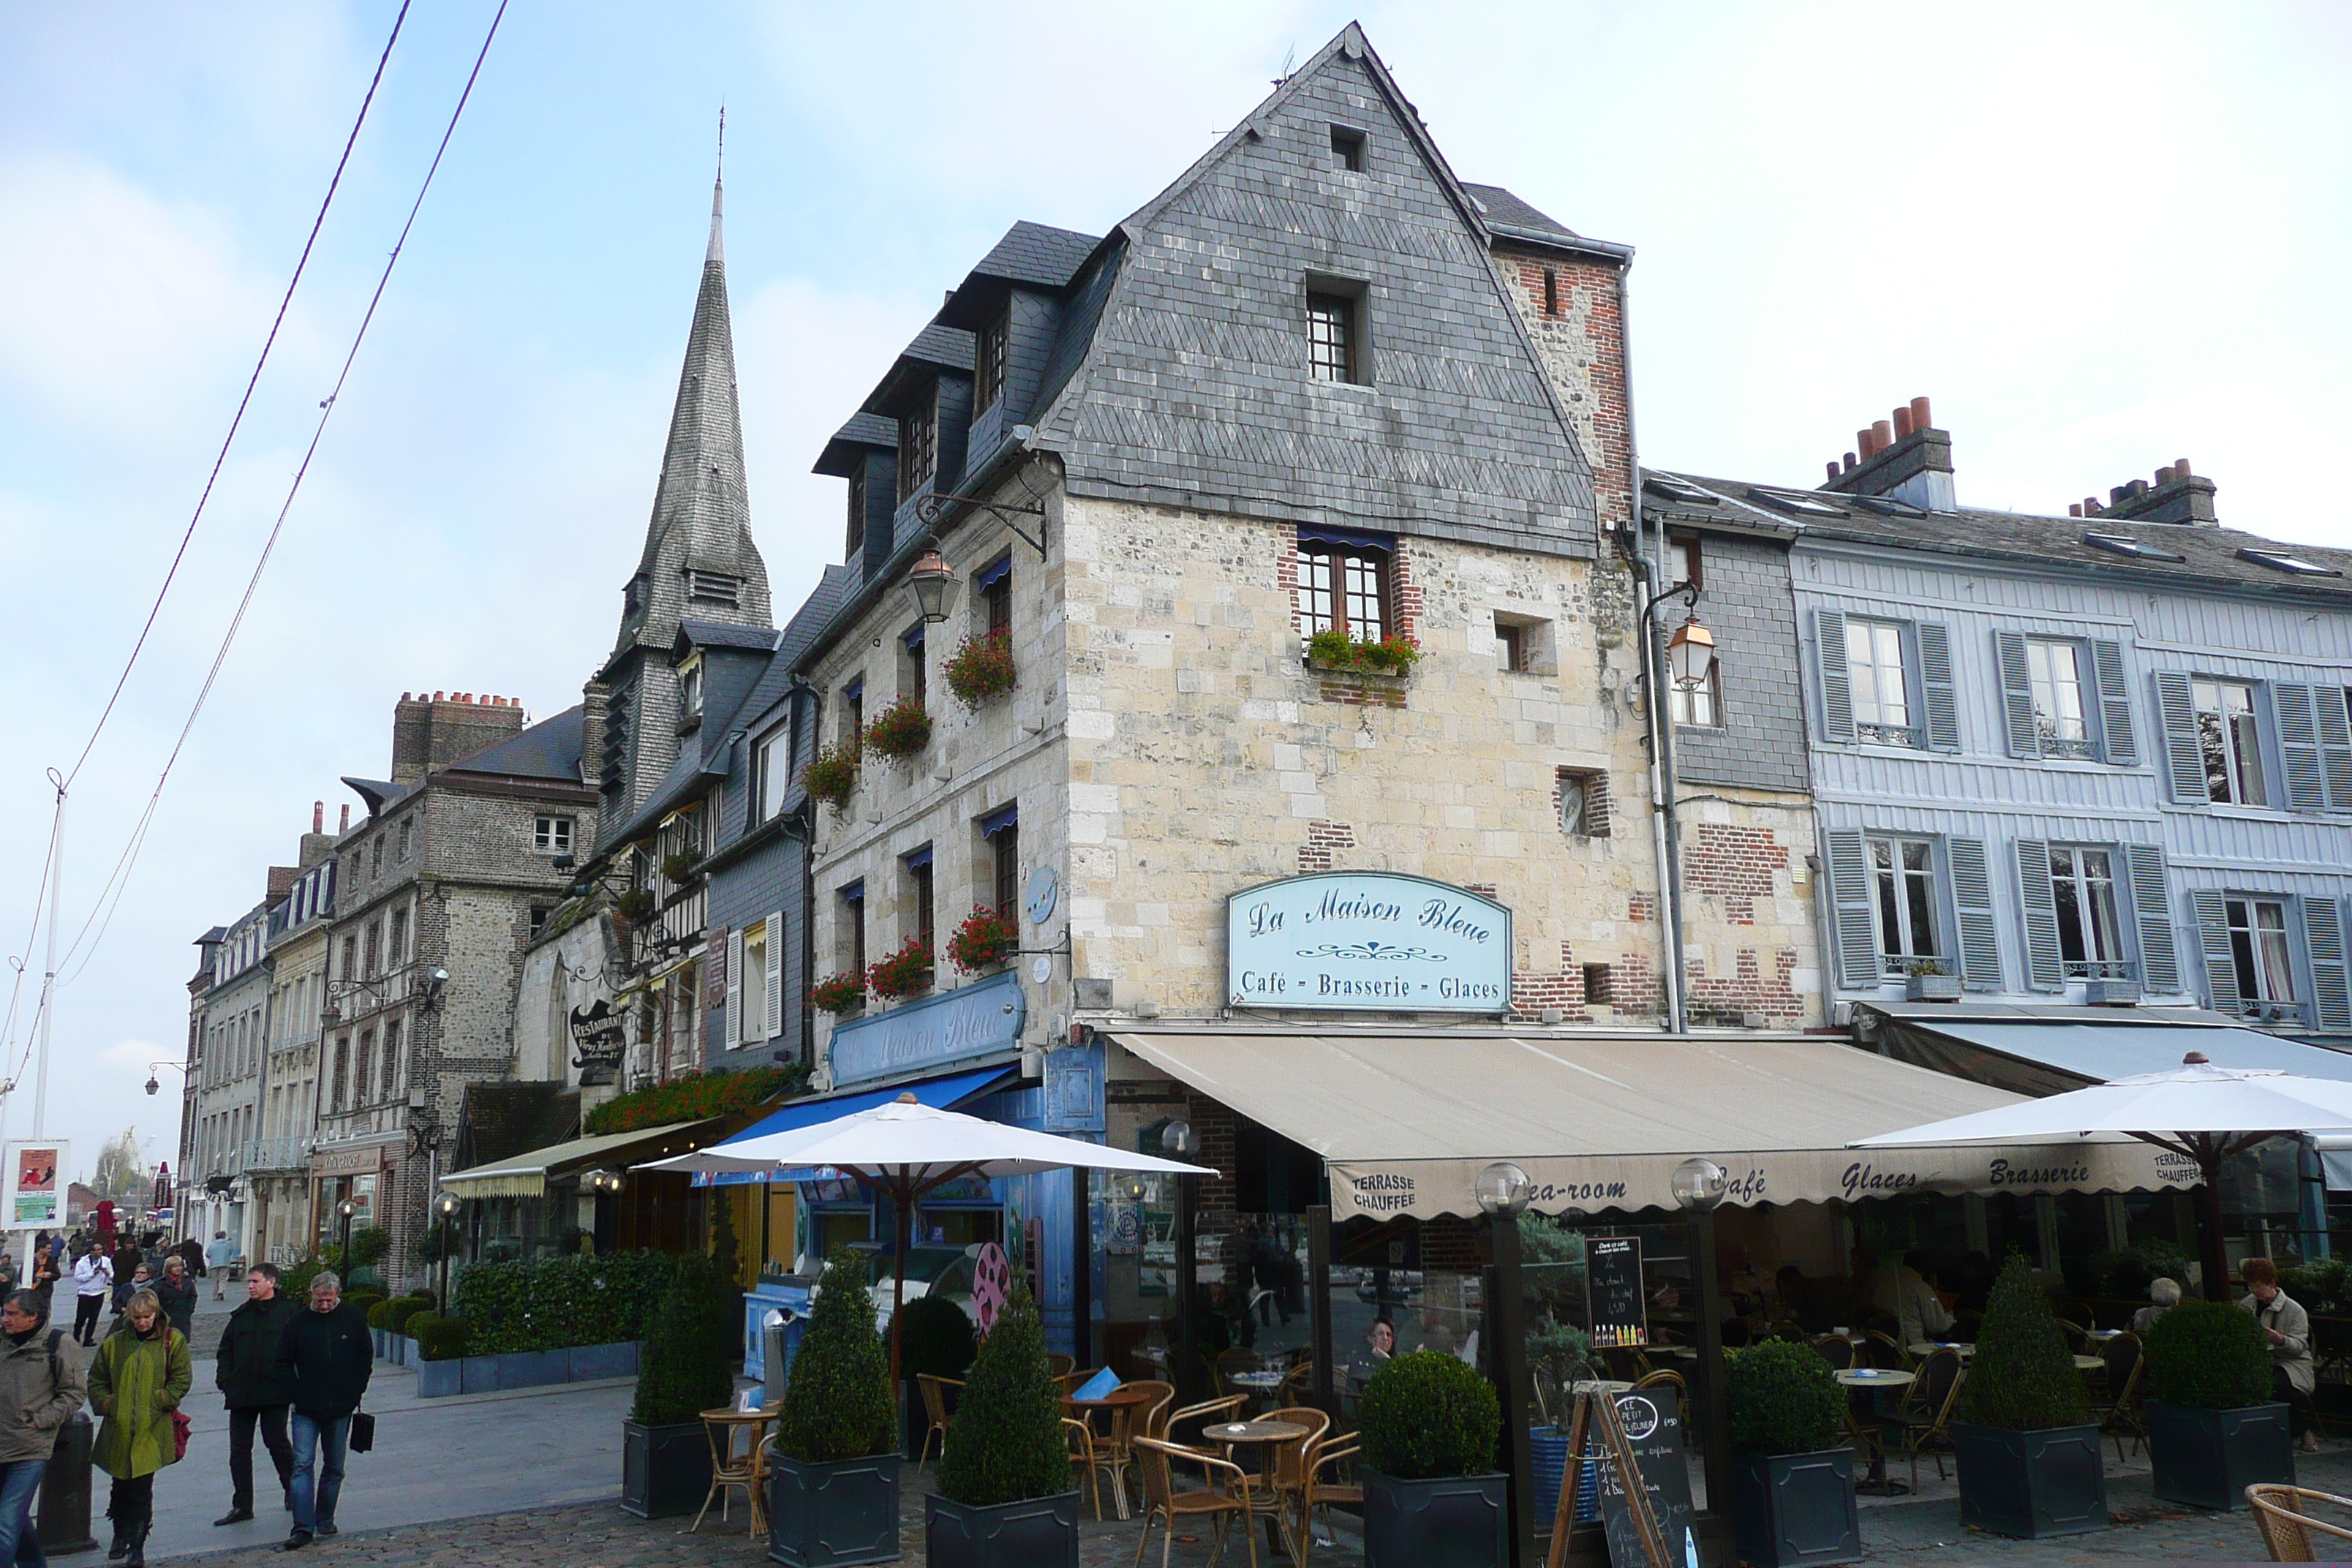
[1205,1419,1313,1557]
[1909,1341,1973,1360]
[1063,1386,1157,1520]
[1835,1369,1915,1496]
[2073,1354,2107,1372]
[698,1404,781,1537]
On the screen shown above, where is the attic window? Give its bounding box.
[1305,290,1363,384]
[1330,126,1365,173]
[974,311,1009,415]
[900,402,938,500]
[1748,487,1845,519]
[2238,547,2343,578]
[2083,530,2186,563]
[1851,495,1928,519]
[1644,475,1712,505]
[687,570,742,607]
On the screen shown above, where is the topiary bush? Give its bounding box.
[2146,1297,2274,1409]
[897,1292,977,1383]
[1727,1338,1844,1455]
[453,1249,679,1354]
[2282,1258,2350,1316]
[1358,1349,1501,1480]
[345,1289,387,1323]
[1961,1254,2089,1431]
[777,1248,893,1464]
[385,1295,433,1335]
[936,1287,1068,1507]
[346,1226,392,1268]
[412,1312,472,1361]
[278,1256,324,1300]
[631,1254,738,1427]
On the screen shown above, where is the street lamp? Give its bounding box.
[434,1191,461,1310]
[905,549,961,625]
[1475,1164,1537,1568]
[1665,611,1717,694]
[336,1198,357,1282]
[1639,563,1722,1036]
[1671,1156,1735,1535]
[143,1062,185,1097]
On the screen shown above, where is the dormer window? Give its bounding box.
[687,570,741,607]
[680,660,704,723]
[975,312,1009,415]
[901,401,938,501]
[623,575,645,615]
[845,467,867,557]
[1330,125,1366,173]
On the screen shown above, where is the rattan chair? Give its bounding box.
[690,1408,765,1536]
[2248,1484,2352,1560]
[1167,1394,1247,1445]
[2096,1332,2149,1461]
[1132,1436,1259,1568]
[1294,1429,1362,1568]
[1065,1416,1107,1520]
[1876,1347,1965,1490]
[1811,1333,1856,1371]
[1126,1379,1176,1441]
[916,1373,961,1470]
[1263,1404,1330,1558]
[1861,1330,1915,1371]
[1048,1352,1077,1380]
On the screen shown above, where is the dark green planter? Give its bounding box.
[1360,1467,1509,1568]
[2146,1401,2293,1510]
[768,1450,901,1565]
[1732,1447,1860,1567]
[922,1490,1080,1568]
[1953,1422,2107,1539]
[620,1418,713,1519]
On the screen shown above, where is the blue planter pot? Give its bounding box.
[415,1358,460,1398]
[1733,1447,1861,1567]
[1953,1422,2107,1539]
[2146,1401,2293,1510]
[769,1451,901,1565]
[570,1341,642,1380]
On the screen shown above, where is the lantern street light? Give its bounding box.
[1637,552,1722,1035]
[905,549,961,626]
[434,1191,461,1310]
[143,1061,185,1098]
[1671,1156,1735,1532]
[1474,1164,1537,1568]
[336,1198,358,1282]
[1665,612,1717,695]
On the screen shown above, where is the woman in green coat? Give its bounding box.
[88,1288,191,1567]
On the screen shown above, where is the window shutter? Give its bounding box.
[2319,687,2352,809]
[2013,838,2065,992]
[1918,622,1959,751]
[1947,837,2002,990]
[764,910,785,1040]
[2090,640,2136,765]
[1823,829,1880,989]
[2154,671,2207,802]
[1814,610,1855,744]
[725,928,745,1047]
[2123,844,2180,994]
[1994,630,2040,759]
[2188,889,2242,1012]
[2305,898,2351,1030]
[2274,682,2327,812]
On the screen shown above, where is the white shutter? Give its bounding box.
[2188,890,2242,1013]
[2154,671,2208,803]
[2124,845,2181,995]
[1947,837,2002,990]
[2091,639,2136,766]
[2274,683,2328,812]
[764,910,785,1040]
[2305,899,2351,1030]
[725,928,745,1048]
[1918,622,1959,751]
[2320,687,2352,810]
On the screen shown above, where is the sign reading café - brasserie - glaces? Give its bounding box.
[1227,872,1512,1014]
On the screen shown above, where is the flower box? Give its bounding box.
[1360,1467,1507,1568]
[1732,1447,1861,1567]
[1905,974,1963,1002]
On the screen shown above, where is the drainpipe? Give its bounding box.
[789,676,821,1074]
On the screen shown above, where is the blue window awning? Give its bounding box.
[691,1065,1017,1186]
[1907,1021,2352,1085]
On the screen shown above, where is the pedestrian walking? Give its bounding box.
[110,1262,151,1324]
[203,1233,235,1301]
[28,1247,60,1324]
[88,1289,191,1567]
[214,1263,298,1526]
[70,1244,113,1347]
[152,1259,197,1343]
[273,1270,369,1552]
[0,1287,87,1566]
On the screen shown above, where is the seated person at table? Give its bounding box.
[2239,1258,2320,1453]
[2133,1277,2181,1335]
[1345,1315,1396,1387]
[1873,1251,1956,1346]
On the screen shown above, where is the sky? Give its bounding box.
[1,2,2347,1188]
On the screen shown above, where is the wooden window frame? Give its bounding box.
[1297,540,1392,641]
[975,310,1009,413]
[1306,293,1359,383]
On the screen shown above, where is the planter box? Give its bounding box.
[622,1419,713,1520]
[570,1341,641,1381]
[415,1357,460,1398]
[413,1340,646,1398]
[1361,1467,1509,1568]
[1732,1448,1861,1567]
[397,1335,419,1366]
[2084,979,2141,1006]
[2146,1401,2293,1510]
[923,1490,1079,1568]
[371,1327,389,1359]
[769,1450,901,1566]
[1953,1422,2108,1539]
[1904,974,1963,1001]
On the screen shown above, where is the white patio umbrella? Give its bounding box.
[639,1091,1218,1388]
[1855,1051,2352,1300]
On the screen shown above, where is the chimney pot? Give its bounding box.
[1825,461,1839,481]
[434,690,445,701]
[2084,497,2101,515]
[400,692,410,702]
[1843,452,1856,472]
[2068,503,2083,518]
[1893,406,1915,440]
[338,804,351,832]
[2174,457,2191,482]
[312,801,324,833]
[1910,396,1931,431]
[1871,419,1893,453]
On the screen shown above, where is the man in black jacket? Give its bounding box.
[272,1271,370,1552]
[214,1262,299,1525]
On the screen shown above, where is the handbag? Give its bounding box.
[349,1410,375,1454]
[170,1410,191,1461]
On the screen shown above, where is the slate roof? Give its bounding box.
[813,413,898,478]
[1460,184,1578,241]
[442,705,588,783]
[339,777,415,817]
[859,323,977,418]
[1654,469,2352,603]
[968,221,1100,290]
[676,620,780,654]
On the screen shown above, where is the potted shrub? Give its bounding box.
[927,1289,1079,1568]
[614,888,657,924]
[1952,1254,2106,1538]
[946,906,1018,976]
[770,1249,900,1566]
[943,633,1016,709]
[867,938,932,1001]
[864,698,931,759]
[896,1292,977,1459]
[662,851,701,885]
[1903,960,1961,1002]
[803,742,860,813]
[1357,1349,1506,1568]
[1727,1338,1860,1567]
[622,1255,734,1518]
[2144,1297,2291,1509]
[812,972,867,1017]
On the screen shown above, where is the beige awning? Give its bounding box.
[441,1120,715,1199]
[1109,1031,2193,1222]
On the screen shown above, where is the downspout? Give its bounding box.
[790,676,821,1073]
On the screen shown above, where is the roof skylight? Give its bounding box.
[2083,531,2186,564]
[2238,547,2344,578]
[1644,475,1714,504]
[1851,495,1928,519]
[1748,487,1845,518]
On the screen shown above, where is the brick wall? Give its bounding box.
[1686,823,1789,924]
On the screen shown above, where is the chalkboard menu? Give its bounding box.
[1586,1235,1648,1349]
[1597,1390,1697,1568]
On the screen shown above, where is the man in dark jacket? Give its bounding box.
[272,1271,369,1551]
[214,1262,299,1526]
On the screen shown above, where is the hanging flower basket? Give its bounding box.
[864,698,932,759]
[613,889,656,924]
[660,851,700,886]
[944,633,1017,709]
[867,938,934,1000]
[802,742,859,813]
[810,972,867,1017]
[947,905,1020,975]
[1305,627,1422,675]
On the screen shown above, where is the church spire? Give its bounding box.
[707,106,725,264]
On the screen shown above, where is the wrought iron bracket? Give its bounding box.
[914,488,1049,559]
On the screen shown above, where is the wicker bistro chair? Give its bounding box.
[2248,1485,2352,1561]
[1874,1348,1966,1491]
[1048,1352,1078,1380]
[1132,1436,1259,1568]
[1167,1394,1248,1446]
[1126,1379,1177,1441]
[691,1409,767,1537]
[916,1374,962,1470]
[2097,1332,2149,1461]
[1811,1333,1857,1372]
[1632,1368,1690,1433]
[1861,1330,1915,1371]
[1294,1429,1362,1568]
[1262,1406,1332,1557]
[1065,1417,1108,1521]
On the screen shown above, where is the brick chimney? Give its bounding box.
[391,690,528,784]
[2078,459,2217,527]
[1820,395,1955,512]
[297,799,337,867]
[266,864,301,900]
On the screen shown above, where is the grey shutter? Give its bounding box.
[725,928,745,1047]
[2091,639,2137,765]
[1918,622,1960,751]
[2013,837,2065,992]
[1823,829,1880,988]
[2124,844,2180,994]
[2306,898,2351,1030]
[2189,889,2242,1012]
[2154,671,2208,803]
[764,909,785,1039]
[2274,682,2327,812]
[1815,609,1855,744]
[2319,686,2352,809]
[1947,837,2002,990]
[1994,630,2040,758]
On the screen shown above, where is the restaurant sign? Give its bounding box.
[829,968,1026,1089]
[1226,873,1511,1014]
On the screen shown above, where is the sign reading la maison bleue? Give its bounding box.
[1227,872,1512,1014]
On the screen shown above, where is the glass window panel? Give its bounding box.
[2257,902,2296,1000]
[2028,639,2089,742]
[1342,555,1386,641]
[1299,551,1335,635]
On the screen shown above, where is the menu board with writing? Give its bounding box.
[1585,1235,1648,1349]
[1597,1390,1697,1568]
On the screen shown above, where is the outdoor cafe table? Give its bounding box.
[1836,1368,1915,1496]
[1205,1418,1314,1558]
[1910,1341,1974,1359]
[698,1404,780,1536]
[1063,1386,1157,1520]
